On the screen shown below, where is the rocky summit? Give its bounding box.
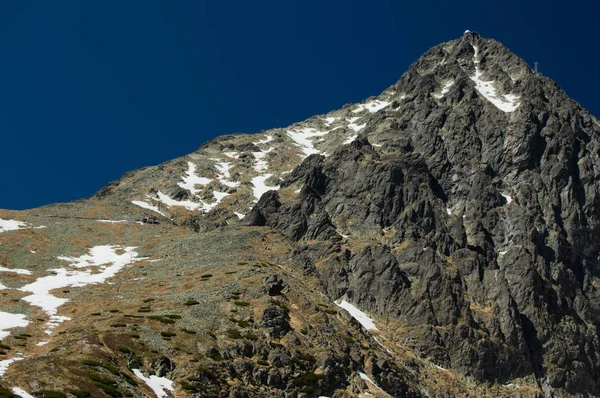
[1,31,599,398]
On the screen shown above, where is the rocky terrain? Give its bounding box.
[1,31,599,397]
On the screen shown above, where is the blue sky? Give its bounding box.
[1,0,599,210]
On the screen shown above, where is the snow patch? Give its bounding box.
[433,80,454,98]
[131,201,166,217]
[132,369,174,398]
[353,100,390,113]
[178,162,212,194]
[501,193,513,204]
[471,45,520,112]
[19,246,142,335]
[157,191,203,211]
[446,208,452,215]
[343,135,358,145]
[253,147,274,173]
[0,312,29,339]
[358,371,383,391]
[287,128,329,158]
[12,388,35,398]
[323,116,338,126]
[0,357,23,377]
[214,161,239,188]
[0,266,32,275]
[256,135,274,145]
[252,175,280,202]
[234,212,245,220]
[0,218,28,233]
[335,300,377,330]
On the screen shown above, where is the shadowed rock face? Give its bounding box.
[243,32,600,395]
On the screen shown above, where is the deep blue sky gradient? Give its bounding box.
[1,1,599,209]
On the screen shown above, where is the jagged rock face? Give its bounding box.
[243,33,600,395]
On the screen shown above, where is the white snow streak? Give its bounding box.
[132,369,174,398]
[433,80,454,98]
[501,193,513,204]
[178,162,212,194]
[156,192,203,211]
[256,135,274,144]
[323,116,338,126]
[335,300,378,330]
[234,212,245,220]
[358,371,383,391]
[252,175,279,202]
[131,201,166,217]
[19,246,142,335]
[12,388,35,398]
[353,100,390,113]
[0,218,28,233]
[287,128,329,158]
[0,266,32,275]
[0,312,29,340]
[471,45,520,112]
[346,117,366,133]
[214,161,239,188]
[0,357,23,377]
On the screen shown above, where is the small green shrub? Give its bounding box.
[180,382,197,391]
[325,310,338,315]
[161,331,176,338]
[200,274,212,278]
[206,351,223,361]
[91,312,101,316]
[342,335,355,344]
[118,347,133,354]
[226,329,242,339]
[110,323,126,328]
[142,298,154,303]
[165,314,182,319]
[181,329,197,334]
[146,316,175,324]
[0,386,17,398]
[108,309,119,313]
[82,359,101,367]
[233,301,250,307]
[257,359,269,366]
[70,391,91,398]
[184,300,199,306]
[32,391,67,398]
[0,343,11,350]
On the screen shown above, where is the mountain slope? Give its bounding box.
[1,31,599,397]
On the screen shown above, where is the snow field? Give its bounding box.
[471,45,520,112]
[131,201,166,216]
[0,218,28,233]
[433,80,455,98]
[287,128,329,158]
[334,300,378,330]
[0,312,29,340]
[132,369,174,398]
[353,99,390,113]
[19,245,143,335]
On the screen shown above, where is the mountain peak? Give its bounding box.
[1,33,600,397]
